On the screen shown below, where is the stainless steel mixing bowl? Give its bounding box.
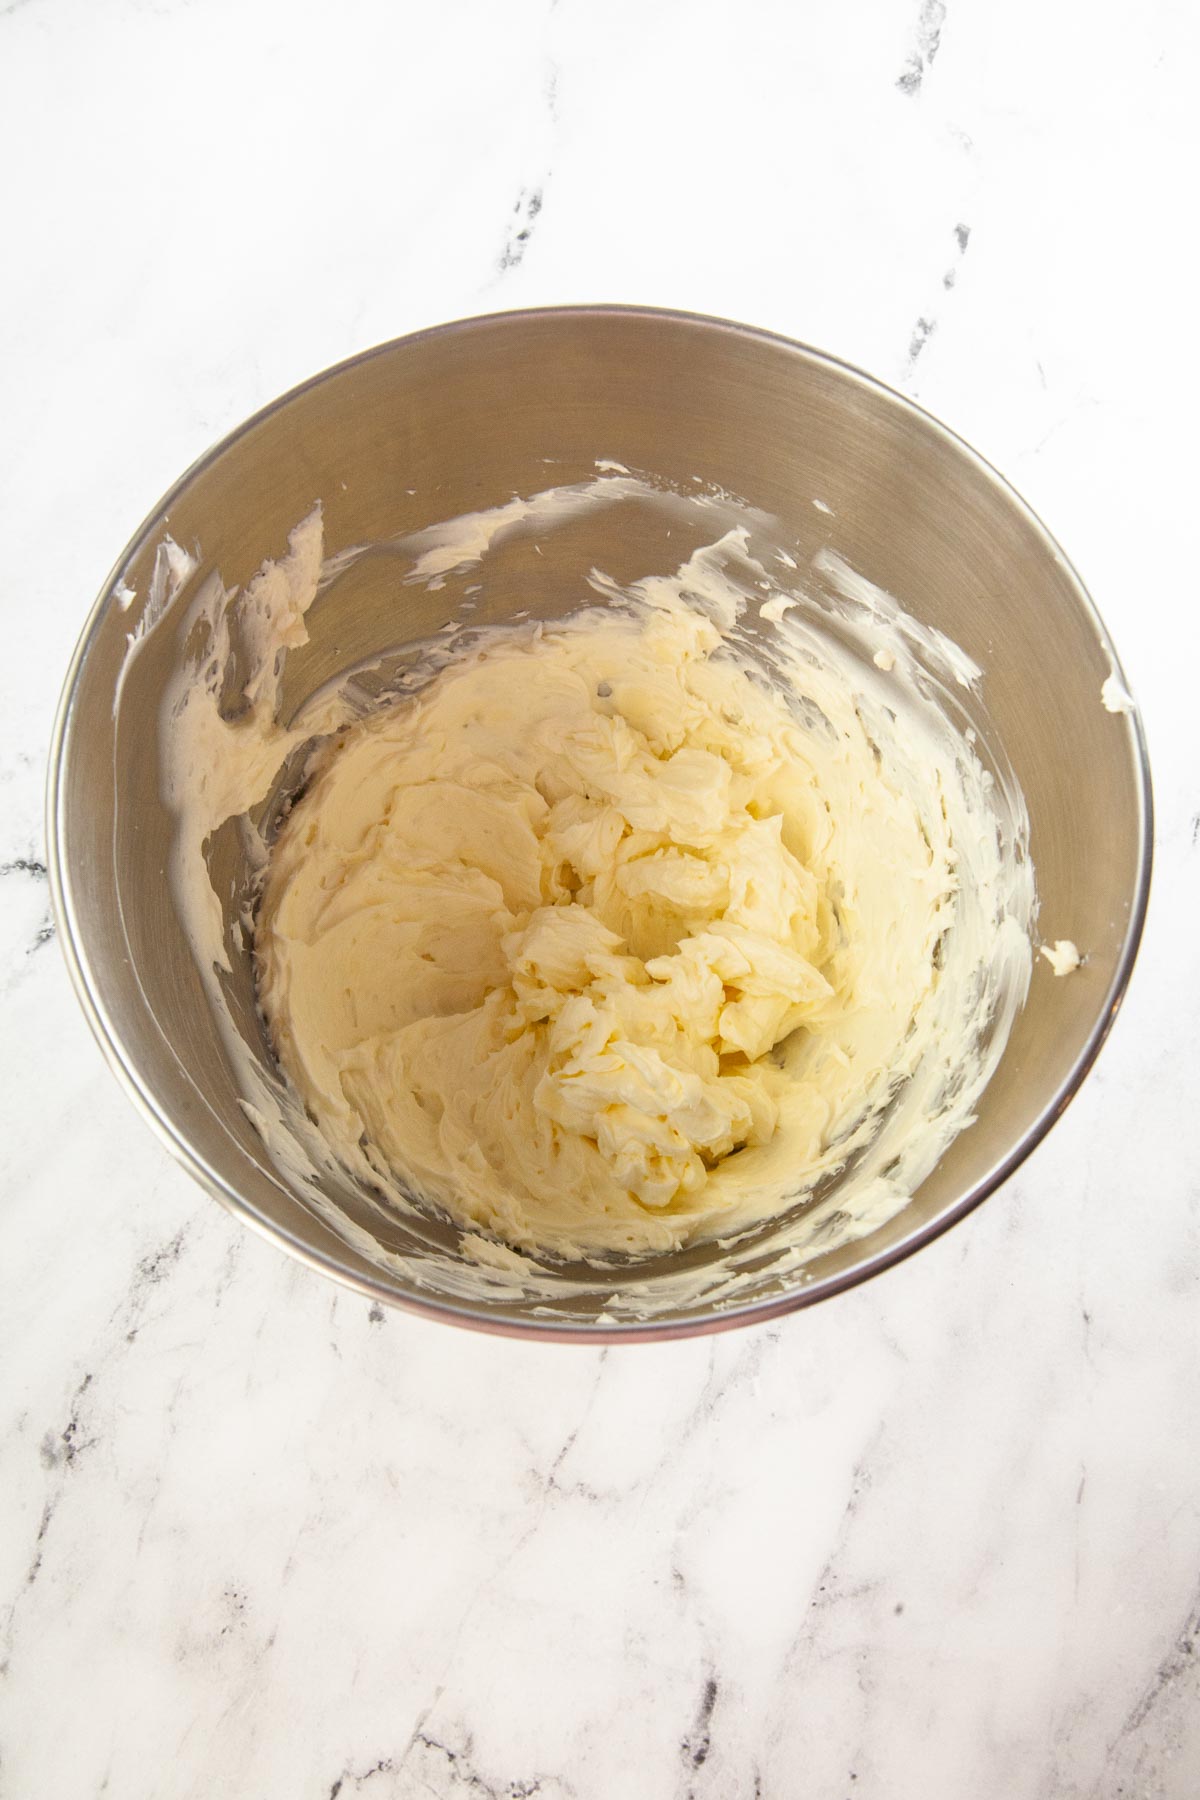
[47,307,1152,1339]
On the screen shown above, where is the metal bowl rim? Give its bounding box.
[44,303,1155,1341]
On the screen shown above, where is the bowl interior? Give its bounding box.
[50,309,1150,1337]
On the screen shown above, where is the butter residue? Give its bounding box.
[1040,938,1082,977]
[150,476,1036,1318]
[400,475,647,589]
[113,536,198,717]
[1101,671,1134,715]
[162,507,329,843]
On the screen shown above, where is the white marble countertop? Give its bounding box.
[2,1,1198,1795]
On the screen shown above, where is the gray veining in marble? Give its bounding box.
[1,1,1198,1795]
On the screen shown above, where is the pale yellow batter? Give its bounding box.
[255,585,958,1259]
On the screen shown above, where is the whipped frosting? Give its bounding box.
[255,566,960,1258]
[147,475,1036,1314]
